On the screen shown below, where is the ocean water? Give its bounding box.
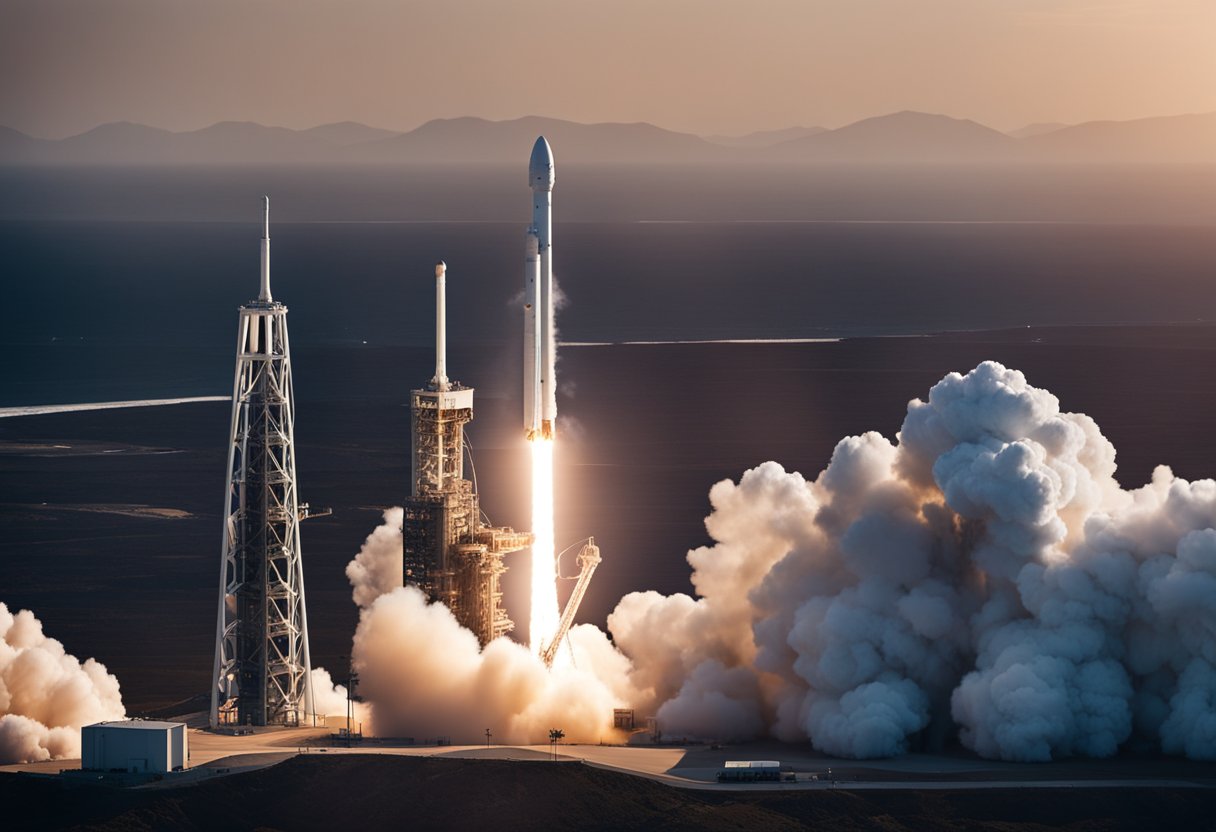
[3,214,1216,406]
[3,167,1216,708]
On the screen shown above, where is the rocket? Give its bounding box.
[525,136,556,440]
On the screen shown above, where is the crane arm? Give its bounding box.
[541,538,602,668]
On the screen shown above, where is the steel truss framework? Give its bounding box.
[210,301,314,727]
[404,388,530,646]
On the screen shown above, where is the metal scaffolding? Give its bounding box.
[210,199,313,728]
[403,263,531,646]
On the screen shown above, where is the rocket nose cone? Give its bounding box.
[529,136,555,190]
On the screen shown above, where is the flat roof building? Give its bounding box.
[81,720,188,774]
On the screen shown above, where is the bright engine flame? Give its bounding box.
[529,437,560,655]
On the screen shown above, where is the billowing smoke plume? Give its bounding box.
[0,603,126,763]
[345,508,405,609]
[345,515,634,743]
[308,666,372,728]
[346,362,1216,761]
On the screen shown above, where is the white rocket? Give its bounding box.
[524,136,556,440]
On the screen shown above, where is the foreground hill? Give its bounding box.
[2,754,1212,831]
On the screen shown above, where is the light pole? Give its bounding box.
[345,658,359,748]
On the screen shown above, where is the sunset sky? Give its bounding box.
[3,0,1215,138]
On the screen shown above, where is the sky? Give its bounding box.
[2,0,1215,139]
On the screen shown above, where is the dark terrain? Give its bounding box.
[3,754,1214,832]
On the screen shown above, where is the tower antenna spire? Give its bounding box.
[433,261,449,391]
[259,196,272,302]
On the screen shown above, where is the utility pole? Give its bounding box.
[346,665,359,748]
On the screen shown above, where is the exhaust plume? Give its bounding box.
[346,362,1216,761]
[0,602,125,764]
[345,517,630,742]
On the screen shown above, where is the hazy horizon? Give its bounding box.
[4,0,1215,139]
[7,106,1216,142]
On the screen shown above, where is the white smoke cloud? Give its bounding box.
[344,361,1216,761]
[308,666,372,729]
[0,602,126,764]
[635,361,1216,760]
[345,507,404,608]
[344,516,636,744]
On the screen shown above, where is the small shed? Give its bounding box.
[81,720,188,774]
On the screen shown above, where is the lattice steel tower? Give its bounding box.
[402,262,531,645]
[210,198,314,728]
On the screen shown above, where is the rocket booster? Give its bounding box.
[526,136,556,440]
[523,230,541,438]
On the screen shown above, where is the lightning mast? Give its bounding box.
[210,198,314,728]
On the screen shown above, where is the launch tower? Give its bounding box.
[402,262,532,645]
[210,198,314,728]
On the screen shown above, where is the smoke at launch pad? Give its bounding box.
[338,360,1216,763]
[5,359,1216,764]
[3,140,1216,767]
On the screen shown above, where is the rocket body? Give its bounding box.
[527,136,557,439]
[523,231,541,438]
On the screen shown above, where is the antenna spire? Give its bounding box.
[433,261,449,390]
[259,196,272,302]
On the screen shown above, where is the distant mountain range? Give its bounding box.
[3,111,1214,166]
[704,126,828,148]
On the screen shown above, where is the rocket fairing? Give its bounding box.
[526,136,557,440]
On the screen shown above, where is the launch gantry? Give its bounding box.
[402,262,532,646]
[210,198,314,728]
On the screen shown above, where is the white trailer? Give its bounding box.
[717,760,782,782]
[81,720,188,773]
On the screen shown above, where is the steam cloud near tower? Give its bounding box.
[0,603,126,764]
[346,361,1216,761]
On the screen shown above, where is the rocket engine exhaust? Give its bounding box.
[529,438,559,654]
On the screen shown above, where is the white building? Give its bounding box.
[81,720,188,774]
